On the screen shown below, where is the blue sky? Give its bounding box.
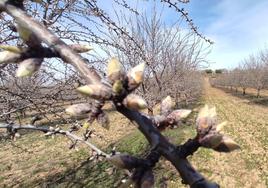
[180,0,268,69]
[97,0,268,70]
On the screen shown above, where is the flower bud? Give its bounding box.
[214,136,240,152]
[0,45,23,53]
[160,96,175,115]
[16,24,41,48]
[16,58,43,77]
[17,24,32,42]
[107,57,125,82]
[196,105,217,134]
[127,63,146,91]
[65,103,91,116]
[197,105,216,120]
[216,121,227,132]
[112,80,124,95]
[77,84,112,100]
[123,94,147,111]
[107,154,142,169]
[198,132,223,149]
[0,51,20,64]
[70,44,93,53]
[167,109,192,122]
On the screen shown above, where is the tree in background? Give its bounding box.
[212,49,268,97]
[0,0,209,120]
[107,8,209,112]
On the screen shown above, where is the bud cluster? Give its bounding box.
[153,96,191,130]
[196,105,240,152]
[76,57,147,111]
[0,22,94,78]
[65,58,148,134]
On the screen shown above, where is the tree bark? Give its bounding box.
[257,88,260,98]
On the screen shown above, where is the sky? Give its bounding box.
[88,0,268,70]
[179,0,268,69]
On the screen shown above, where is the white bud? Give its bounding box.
[0,51,20,64]
[127,63,146,90]
[160,96,175,115]
[123,94,147,111]
[214,136,240,152]
[16,58,43,77]
[65,103,91,116]
[77,84,112,100]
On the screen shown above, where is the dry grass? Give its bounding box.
[0,79,268,187]
[0,105,134,187]
[192,78,268,188]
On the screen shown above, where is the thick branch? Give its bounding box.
[0,45,94,64]
[116,105,216,187]
[177,137,201,158]
[0,2,101,84]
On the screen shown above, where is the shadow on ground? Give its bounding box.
[14,125,193,188]
[34,159,124,188]
[0,102,201,188]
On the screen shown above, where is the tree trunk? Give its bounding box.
[243,88,246,95]
[175,92,179,108]
[235,87,238,93]
[257,88,260,98]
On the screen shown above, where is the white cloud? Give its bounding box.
[204,0,268,69]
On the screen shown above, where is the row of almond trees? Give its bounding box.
[211,49,268,97]
[0,1,207,122]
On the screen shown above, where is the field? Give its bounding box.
[200,79,268,187]
[0,78,267,188]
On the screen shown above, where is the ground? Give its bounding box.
[192,78,268,188]
[0,78,267,188]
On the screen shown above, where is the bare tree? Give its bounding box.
[212,49,268,97]
[106,8,209,112]
[245,54,266,97]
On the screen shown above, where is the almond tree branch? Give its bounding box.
[161,0,213,44]
[0,104,34,118]
[0,122,109,157]
[116,105,218,187]
[0,1,101,84]
[0,45,94,64]
[177,137,201,158]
